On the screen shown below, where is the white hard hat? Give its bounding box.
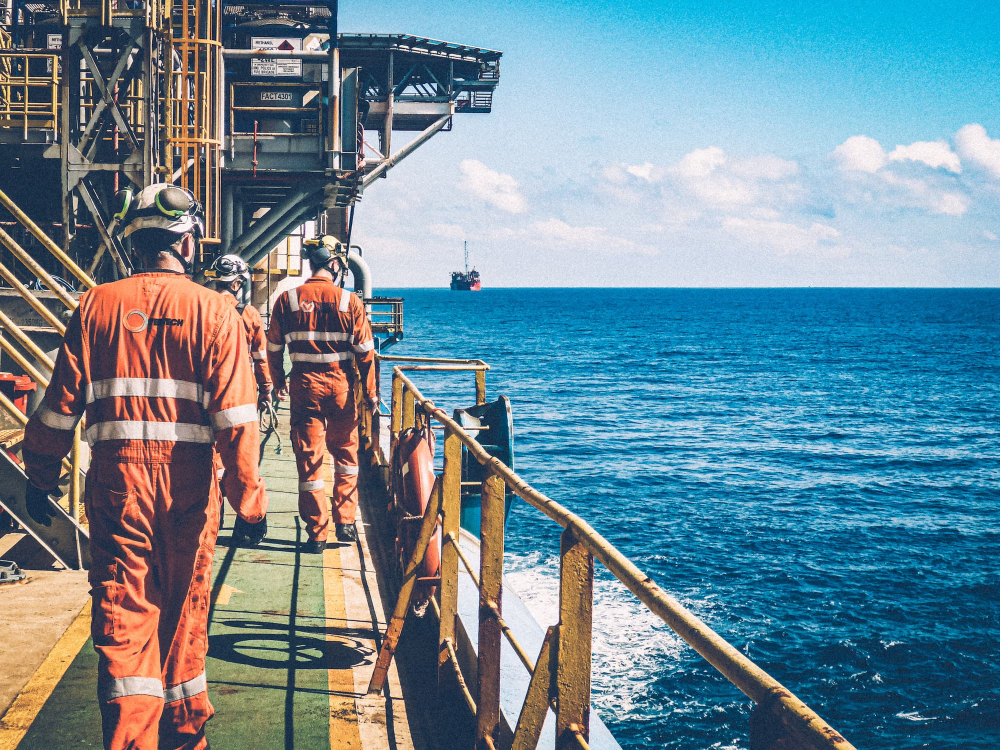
[115,184,205,240]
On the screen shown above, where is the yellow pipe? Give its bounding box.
[0,333,49,387]
[0,258,66,334]
[0,307,54,372]
[0,225,77,310]
[392,367,855,750]
[0,188,95,290]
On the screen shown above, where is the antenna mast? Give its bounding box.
[464,240,469,274]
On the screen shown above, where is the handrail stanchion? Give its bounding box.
[475,473,505,750]
[475,369,486,405]
[556,528,594,750]
[437,427,463,684]
[402,386,415,432]
[70,425,82,521]
[390,372,403,440]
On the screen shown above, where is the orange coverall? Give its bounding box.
[238,301,272,394]
[23,271,267,750]
[266,277,376,541]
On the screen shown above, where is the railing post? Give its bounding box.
[70,424,82,521]
[438,428,462,682]
[556,527,593,750]
[475,368,486,405]
[390,371,403,441]
[402,386,415,432]
[476,473,505,749]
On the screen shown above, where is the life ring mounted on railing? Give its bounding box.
[391,421,442,616]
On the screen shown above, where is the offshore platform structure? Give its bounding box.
[0,0,501,286]
[0,0,500,563]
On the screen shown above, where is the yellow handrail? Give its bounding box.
[0,188,96,290]
[381,365,855,750]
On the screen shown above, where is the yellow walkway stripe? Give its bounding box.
[325,544,363,750]
[0,602,91,750]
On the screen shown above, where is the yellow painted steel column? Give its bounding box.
[476,474,506,749]
[438,429,463,682]
[0,188,96,289]
[475,369,486,405]
[556,528,594,750]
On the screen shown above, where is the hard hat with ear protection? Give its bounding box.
[113,183,205,241]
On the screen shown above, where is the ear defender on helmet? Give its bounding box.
[112,187,135,223]
[154,186,195,218]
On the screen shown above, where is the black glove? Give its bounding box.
[233,515,267,548]
[24,482,58,527]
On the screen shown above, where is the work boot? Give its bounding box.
[303,539,326,554]
[335,523,358,543]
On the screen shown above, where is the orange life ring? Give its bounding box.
[395,426,441,608]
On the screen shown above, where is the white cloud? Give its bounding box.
[983,230,998,242]
[666,147,800,208]
[428,223,465,240]
[723,217,841,254]
[458,159,527,213]
[526,218,656,255]
[729,154,799,180]
[889,141,961,173]
[672,146,726,179]
[626,163,665,182]
[832,135,887,173]
[955,124,1000,179]
[877,172,969,216]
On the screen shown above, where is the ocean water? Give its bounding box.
[376,288,1000,750]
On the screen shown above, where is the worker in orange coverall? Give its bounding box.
[204,253,273,537]
[266,236,377,553]
[21,183,269,750]
[205,253,273,406]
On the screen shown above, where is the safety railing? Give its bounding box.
[0,52,59,138]
[364,297,404,336]
[0,189,95,521]
[363,357,855,750]
[228,82,325,137]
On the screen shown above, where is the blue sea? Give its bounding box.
[377,288,1000,750]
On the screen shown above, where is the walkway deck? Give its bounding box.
[0,408,419,750]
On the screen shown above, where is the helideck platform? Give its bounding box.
[0,406,420,750]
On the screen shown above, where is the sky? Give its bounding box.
[340,1,1000,287]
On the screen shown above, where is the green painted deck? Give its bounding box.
[0,409,418,750]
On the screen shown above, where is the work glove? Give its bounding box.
[258,386,273,409]
[24,482,59,527]
[232,515,267,548]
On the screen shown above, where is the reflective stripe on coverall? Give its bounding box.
[23,272,268,750]
[265,277,375,541]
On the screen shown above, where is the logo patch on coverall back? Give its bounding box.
[124,310,184,333]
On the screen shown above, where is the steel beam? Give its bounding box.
[362,112,453,190]
[230,184,319,258]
